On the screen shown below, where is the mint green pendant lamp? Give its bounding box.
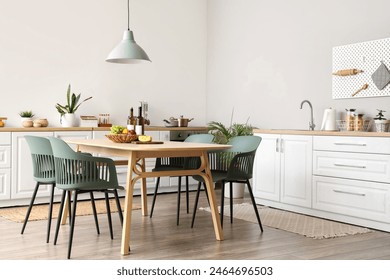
[106,0,151,64]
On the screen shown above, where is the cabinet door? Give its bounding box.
[0,169,11,200]
[11,132,53,199]
[253,134,281,202]
[280,135,312,207]
[54,130,93,149]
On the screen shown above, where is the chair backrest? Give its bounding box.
[184,133,214,143]
[184,134,214,169]
[48,137,119,190]
[25,135,55,183]
[227,135,262,153]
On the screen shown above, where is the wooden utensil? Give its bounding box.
[352,83,369,96]
[333,69,363,76]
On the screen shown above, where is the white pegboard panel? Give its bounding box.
[332,37,390,99]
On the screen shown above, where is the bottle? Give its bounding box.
[135,106,144,135]
[127,107,135,131]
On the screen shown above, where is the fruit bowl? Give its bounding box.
[106,134,138,143]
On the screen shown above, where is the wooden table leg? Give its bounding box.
[200,151,224,241]
[121,153,137,255]
[140,158,148,216]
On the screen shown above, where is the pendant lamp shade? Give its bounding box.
[106,0,151,64]
[106,30,151,63]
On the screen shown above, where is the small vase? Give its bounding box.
[375,120,390,132]
[61,113,77,127]
[21,117,33,127]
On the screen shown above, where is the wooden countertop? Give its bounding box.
[253,129,390,137]
[0,126,208,132]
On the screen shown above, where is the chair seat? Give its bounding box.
[193,170,228,183]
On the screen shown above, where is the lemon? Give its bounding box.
[138,135,152,142]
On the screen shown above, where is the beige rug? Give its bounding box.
[201,203,372,239]
[0,198,140,223]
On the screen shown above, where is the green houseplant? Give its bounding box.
[19,110,35,127]
[207,117,255,199]
[55,84,92,127]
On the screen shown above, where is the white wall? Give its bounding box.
[0,0,207,127]
[206,0,390,130]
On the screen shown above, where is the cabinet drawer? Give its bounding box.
[0,146,11,168]
[313,136,390,154]
[0,132,11,145]
[313,176,390,223]
[313,151,390,183]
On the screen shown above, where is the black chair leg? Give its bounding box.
[246,180,263,232]
[220,181,225,228]
[68,191,78,259]
[46,183,55,243]
[113,189,123,225]
[105,192,114,239]
[67,191,72,225]
[230,182,233,224]
[191,182,202,228]
[176,176,182,225]
[54,190,67,245]
[21,182,40,234]
[90,192,100,234]
[185,176,189,214]
[150,177,160,218]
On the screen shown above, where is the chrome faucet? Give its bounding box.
[300,100,315,130]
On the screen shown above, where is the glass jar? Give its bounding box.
[345,109,356,131]
[354,114,364,131]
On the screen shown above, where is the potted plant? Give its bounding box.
[207,118,255,198]
[374,109,390,132]
[55,84,92,127]
[19,110,35,127]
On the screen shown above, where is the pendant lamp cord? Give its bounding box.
[127,0,130,30]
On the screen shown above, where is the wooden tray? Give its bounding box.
[131,141,164,144]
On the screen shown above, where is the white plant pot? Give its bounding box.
[21,117,33,127]
[61,113,77,127]
[224,182,245,199]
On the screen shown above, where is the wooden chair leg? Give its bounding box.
[54,190,67,245]
[105,192,114,239]
[21,182,40,234]
[246,180,263,232]
[89,192,100,234]
[46,183,55,243]
[150,177,160,218]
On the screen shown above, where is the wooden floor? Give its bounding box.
[1,190,390,260]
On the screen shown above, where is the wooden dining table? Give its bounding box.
[65,138,230,255]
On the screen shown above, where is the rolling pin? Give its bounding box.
[332,69,363,76]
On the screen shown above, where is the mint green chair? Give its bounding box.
[191,136,263,231]
[150,133,214,225]
[21,136,56,243]
[48,137,123,259]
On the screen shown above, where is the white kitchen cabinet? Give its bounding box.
[0,132,11,201]
[254,133,313,208]
[312,136,390,224]
[11,132,53,201]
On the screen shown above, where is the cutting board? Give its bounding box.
[131,141,164,144]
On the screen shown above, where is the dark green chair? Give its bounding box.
[150,133,214,225]
[48,137,123,259]
[191,135,263,231]
[21,136,57,243]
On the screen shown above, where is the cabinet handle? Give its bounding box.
[280,139,284,153]
[334,163,366,169]
[333,142,367,146]
[276,138,279,152]
[333,189,366,196]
